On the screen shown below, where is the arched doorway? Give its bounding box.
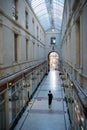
[48,51,59,71]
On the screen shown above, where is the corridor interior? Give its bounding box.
[14,70,70,130]
[0,0,87,130]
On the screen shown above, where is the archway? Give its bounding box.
[48,51,59,71]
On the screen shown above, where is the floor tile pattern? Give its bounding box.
[14,70,70,130]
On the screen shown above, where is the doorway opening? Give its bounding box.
[48,51,59,71]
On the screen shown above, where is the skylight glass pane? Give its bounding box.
[39,14,49,19]
[32,0,42,7]
[34,6,47,14]
[37,10,48,16]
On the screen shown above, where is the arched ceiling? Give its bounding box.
[29,0,64,32]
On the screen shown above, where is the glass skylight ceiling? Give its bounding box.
[29,0,64,32]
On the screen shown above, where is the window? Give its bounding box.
[51,37,56,45]
[26,39,28,60]
[25,11,28,29]
[40,30,41,40]
[14,33,18,62]
[33,42,35,60]
[0,93,6,130]
[8,81,23,125]
[37,26,39,39]
[75,18,80,68]
[12,0,18,20]
[32,18,35,35]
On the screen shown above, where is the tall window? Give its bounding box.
[12,0,18,20]
[25,11,28,29]
[26,39,28,60]
[32,18,34,35]
[14,33,18,62]
[33,42,35,60]
[51,37,56,45]
[40,30,41,40]
[76,18,80,68]
[37,26,39,39]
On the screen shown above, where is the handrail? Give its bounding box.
[65,67,87,98]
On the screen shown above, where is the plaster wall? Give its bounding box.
[0,0,46,78]
[82,3,87,74]
[45,30,61,55]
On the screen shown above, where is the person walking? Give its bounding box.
[48,90,53,109]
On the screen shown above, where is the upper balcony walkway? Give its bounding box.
[14,70,70,130]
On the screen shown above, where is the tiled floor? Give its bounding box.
[14,70,70,130]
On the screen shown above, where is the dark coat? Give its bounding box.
[48,93,53,105]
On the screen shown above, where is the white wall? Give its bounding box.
[45,29,61,55]
[0,0,46,77]
[61,0,87,88]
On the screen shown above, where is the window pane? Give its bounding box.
[0,93,6,130]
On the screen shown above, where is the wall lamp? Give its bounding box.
[70,82,73,87]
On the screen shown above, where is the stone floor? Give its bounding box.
[14,70,70,130]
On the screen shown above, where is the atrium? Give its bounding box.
[0,0,87,130]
